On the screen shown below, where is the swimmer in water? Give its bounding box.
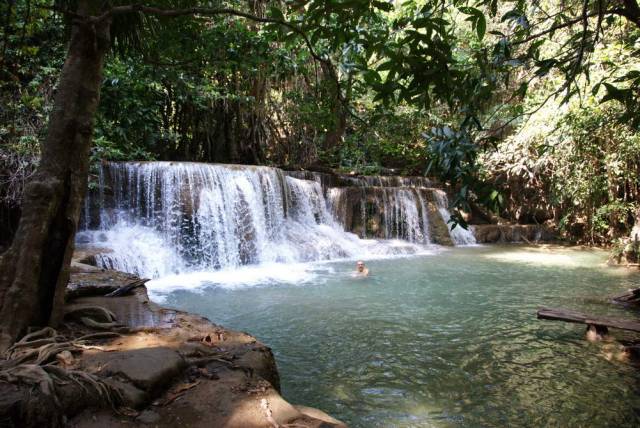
[353,260,369,277]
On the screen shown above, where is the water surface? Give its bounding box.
[159,245,640,427]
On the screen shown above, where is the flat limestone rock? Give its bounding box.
[81,347,185,392]
[126,370,345,428]
[70,261,103,273]
[294,405,348,427]
[63,265,347,428]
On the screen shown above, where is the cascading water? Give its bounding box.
[78,162,450,278]
[433,189,477,245]
[326,186,431,243]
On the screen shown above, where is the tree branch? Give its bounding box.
[511,8,615,46]
[569,0,591,87]
[40,3,367,123]
[513,0,640,47]
[618,0,640,27]
[92,6,331,69]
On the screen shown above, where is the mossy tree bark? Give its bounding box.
[0,3,111,351]
[321,62,347,155]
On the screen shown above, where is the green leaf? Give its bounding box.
[501,9,522,22]
[458,7,486,40]
[372,1,394,12]
[601,83,630,104]
[476,14,486,40]
[268,6,285,22]
[377,61,394,71]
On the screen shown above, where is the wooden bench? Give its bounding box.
[537,307,640,338]
[612,287,640,305]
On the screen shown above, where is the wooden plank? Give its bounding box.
[537,307,640,333]
[612,287,640,304]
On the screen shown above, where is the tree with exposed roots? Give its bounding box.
[0,0,342,351]
[2,0,640,351]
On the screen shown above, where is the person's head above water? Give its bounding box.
[356,260,365,272]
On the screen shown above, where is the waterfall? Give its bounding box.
[325,186,433,244]
[433,190,477,245]
[365,187,430,243]
[78,162,478,280]
[80,162,451,279]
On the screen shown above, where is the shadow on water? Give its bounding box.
[161,245,640,427]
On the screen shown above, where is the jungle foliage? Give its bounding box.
[1,0,640,243]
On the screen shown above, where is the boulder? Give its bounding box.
[81,347,186,393]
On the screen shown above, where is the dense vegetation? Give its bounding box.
[1,3,640,422]
[2,0,639,247]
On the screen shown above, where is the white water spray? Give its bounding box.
[433,189,477,245]
[78,162,474,281]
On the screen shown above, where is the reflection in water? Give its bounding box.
[159,246,640,427]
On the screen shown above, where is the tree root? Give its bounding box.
[2,327,69,368]
[0,363,122,413]
[0,325,124,426]
[2,321,122,368]
[79,316,121,330]
[21,327,59,343]
[64,305,125,330]
[76,332,122,341]
[45,365,122,407]
[65,305,117,323]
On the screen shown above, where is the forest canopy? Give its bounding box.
[1,0,639,244]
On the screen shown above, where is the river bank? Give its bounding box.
[0,255,346,427]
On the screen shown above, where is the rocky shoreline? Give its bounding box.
[0,257,346,427]
[472,224,557,244]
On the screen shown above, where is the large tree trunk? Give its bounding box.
[0,8,111,351]
[241,0,268,165]
[321,62,347,155]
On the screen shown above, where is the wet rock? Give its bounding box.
[473,224,557,243]
[474,224,503,242]
[67,286,175,328]
[70,261,103,274]
[72,245,113,266]
[75,234,91,244]
[422,196,454,246]
[66,268,138,300]
[335,186,443,243]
